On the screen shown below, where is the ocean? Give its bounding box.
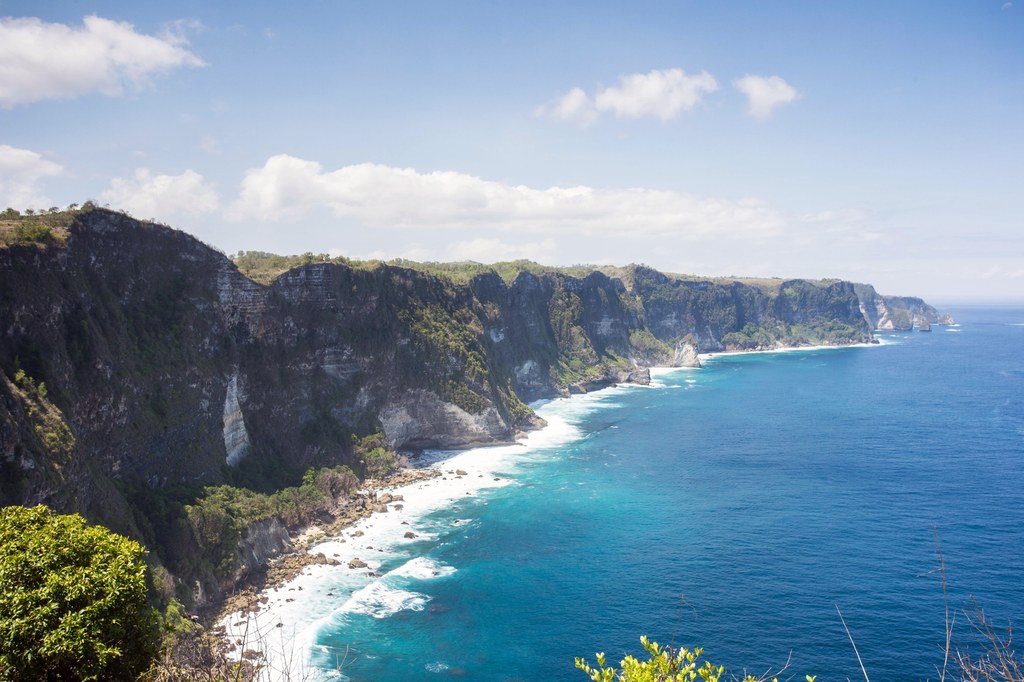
[240,306,1024,682]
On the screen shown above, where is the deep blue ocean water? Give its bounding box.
[301,306,1024,681]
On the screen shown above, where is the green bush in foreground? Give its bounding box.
[0,505,159,681]
[576,636,815,682]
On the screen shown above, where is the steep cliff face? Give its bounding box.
[623,267,875,352]
[854,283,953,330]
[1,213,556,533]
[0,209,951,590]
[0,212,244,536]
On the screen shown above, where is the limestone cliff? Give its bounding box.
[854,283,954,330]
[0,209,952,598]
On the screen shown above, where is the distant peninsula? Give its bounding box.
[0,207,953,609]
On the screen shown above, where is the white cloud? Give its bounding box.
[101,168,220,219]
[227,155,784,240]
[594,68,718,121]
[733,75,799,119]
[539,68,718,125]
[448,237,557,263]
[0,144,63,209]
[534,87,598,126]
[0,15,203,107]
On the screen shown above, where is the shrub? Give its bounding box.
[0,505,159,681]
[355,432,402,479]
[576,636,815,682]
[11,222,53,244]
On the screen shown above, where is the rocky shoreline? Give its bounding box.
[211,466,439,626]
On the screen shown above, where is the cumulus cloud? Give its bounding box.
[0,144,63,208]
[533,87,598,126]
[101,168,220,219]
[227,155,784,240]
[732,75,799,119]
[538,68,718,125]
[595,68,718,121]
[0,15,203,107]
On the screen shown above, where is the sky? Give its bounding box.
[1,1,1021,302]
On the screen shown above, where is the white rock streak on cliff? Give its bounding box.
[222,373,252,466]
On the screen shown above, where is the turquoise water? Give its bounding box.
[306,306,1024,681]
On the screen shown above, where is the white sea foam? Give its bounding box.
[873,335,901,345]
[648,366,700,379]
[388,556,456,580]
[340,581,428,619]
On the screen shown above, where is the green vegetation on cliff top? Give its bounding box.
[0,205,86,246]
[231,249,852,299]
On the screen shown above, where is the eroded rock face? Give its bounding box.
[855,283,954,330]
[673,340,701,368]
[234,517,293,583]
[379,389,512,450]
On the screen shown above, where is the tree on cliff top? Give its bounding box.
[0,505,158,681]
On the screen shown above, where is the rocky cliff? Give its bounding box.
[0,209,951,599]
[854,283,954,330]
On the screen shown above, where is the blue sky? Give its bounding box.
[1,1,1021,301]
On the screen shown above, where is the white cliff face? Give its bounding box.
[222,374,252,466]
[672,340,702,368]
[379,389,511,450]
[864,297,896,330]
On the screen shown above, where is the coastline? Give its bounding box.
[213,467,441,623]
[217,404,592,680]
[218,336,893,679]
[698,337,892,362]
